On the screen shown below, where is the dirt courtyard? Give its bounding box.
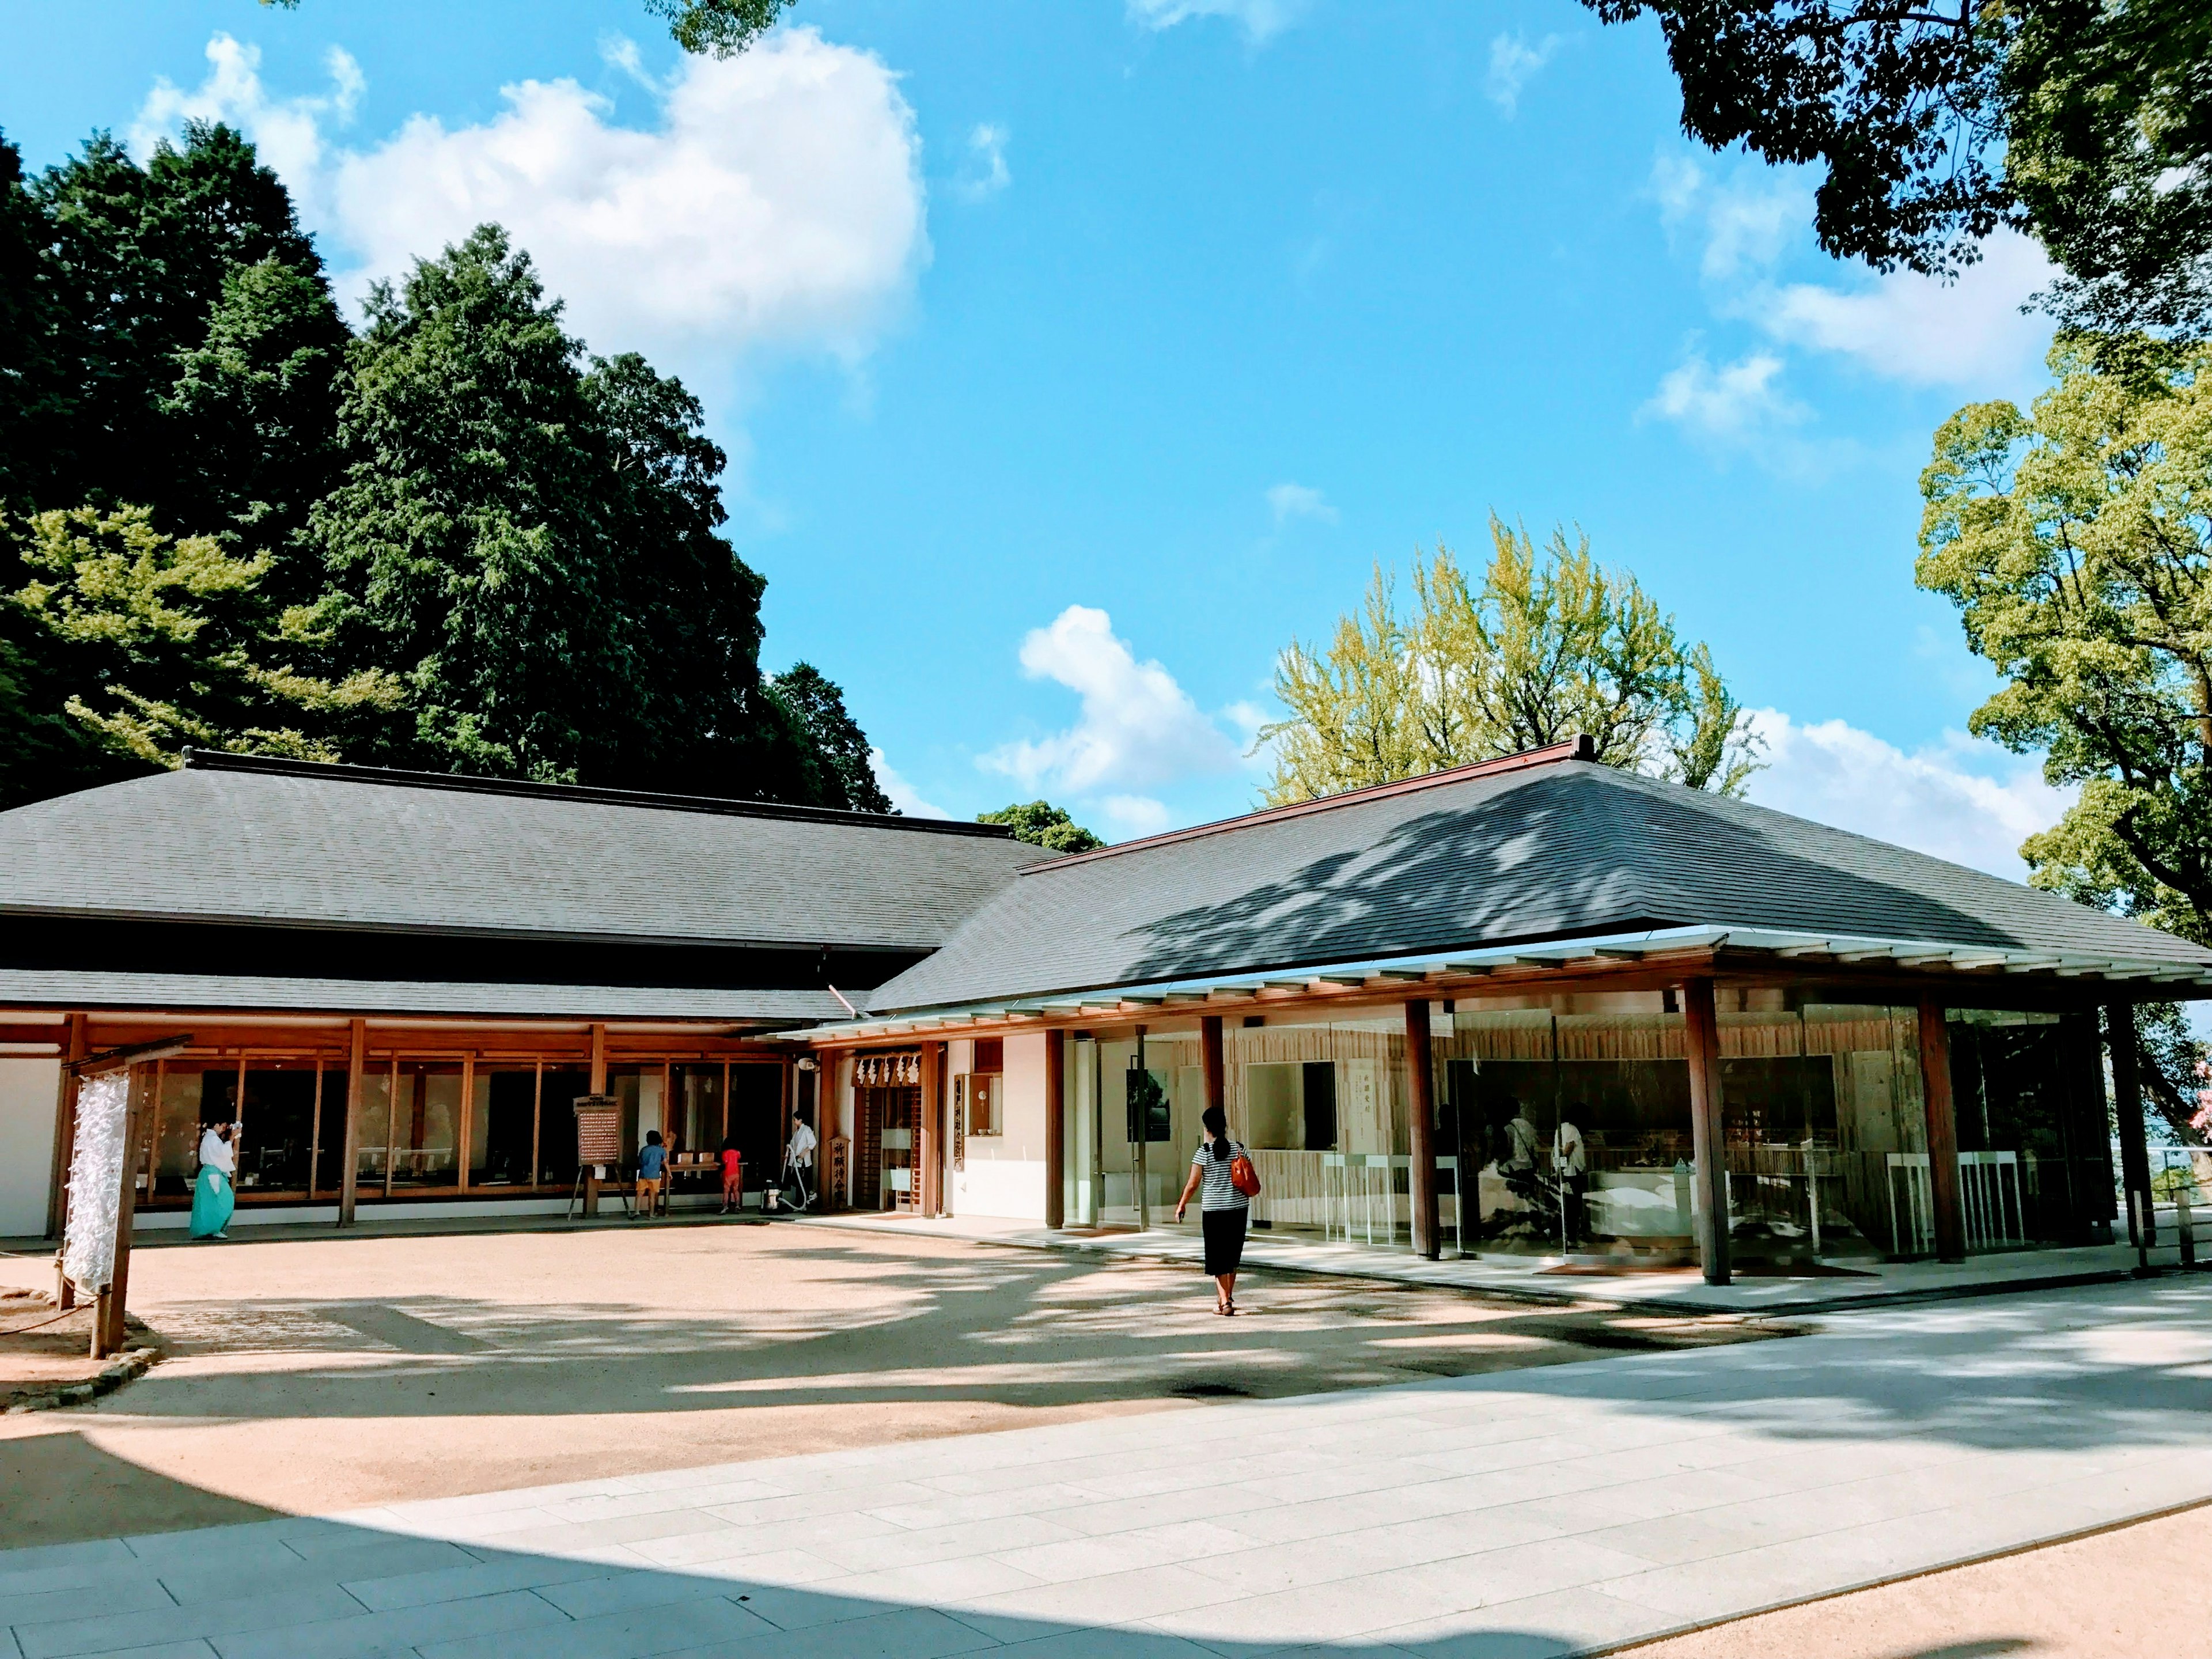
[0,1216,1759,1550]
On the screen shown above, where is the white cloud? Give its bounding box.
[137,29,927,380]
[1745,710,2071,880]
[983,605,1242,796]
[1127,0,1308,44]
[868,748,949,819]
[1102,794,1174,836]
[1266,481,1337,525]
[955,122,1010,203]
[1642,351,1806,443]
[1758,229,2056,391]
[1647,154,1811,282]
[1486,32,1560,118]
[133,35,362,189]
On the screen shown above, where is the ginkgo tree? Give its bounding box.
[1260,517,1761,806]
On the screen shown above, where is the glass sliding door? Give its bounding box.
[469,1064,539,1189]
[238,1060,319,1196]
[538,1068,590,1188]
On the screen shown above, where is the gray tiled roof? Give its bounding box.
[0,757,1050,949]
[0,970,849,1023]
[866,759,2212,1012]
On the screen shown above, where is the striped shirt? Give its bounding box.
[1191,1139,1250,1211]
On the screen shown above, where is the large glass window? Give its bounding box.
[537,1067,590,1187]
[389,1061,462,1191]
[237,1060,320,1195]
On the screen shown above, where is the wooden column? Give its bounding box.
[2108,1003,2154,1247]
[1404,1001,1441,1260]
[1044,1029,1066,1230]
[95,1067,149,1359]
[50,1013,88,1304]
[1681,978,1731,1286]
[585,1023,607,1217]
[921,1043,942,1218]
[1917,997,1967,1263]
[338,1018,366,1226]
[1200,1015,1225,1121]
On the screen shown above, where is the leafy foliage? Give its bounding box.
[1582,0,2212,336]
[2136,1001,2210,1144]
[307,226,820,796]
[1261,518,1762,805]
[1917,336,2212,946]
[771,662,893,812]
[978,801,1107,854]
[0,123,878,810]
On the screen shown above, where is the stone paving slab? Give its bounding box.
[7,1277,2212,1658]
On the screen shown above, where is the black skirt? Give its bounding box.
[1202,1205,1248,1276]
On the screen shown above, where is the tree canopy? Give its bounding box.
[1261,518,1761,805]
[0,122,885,813]
[1582,0,2212,336]
[978,801,1107,854]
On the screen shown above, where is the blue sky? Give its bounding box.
[1,0,2073,869]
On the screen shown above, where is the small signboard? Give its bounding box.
[573,1095,622,1166]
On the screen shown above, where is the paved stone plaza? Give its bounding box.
[3,1275,2208,1658]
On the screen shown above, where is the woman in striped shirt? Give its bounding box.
[1175,1103,1249,1315]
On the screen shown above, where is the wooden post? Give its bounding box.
[921,1043,942,1217]
[1918,997,1967,1263]
[1044,1030,1066,1230]
[585,1023,607,1217]
[1682,978,1731,1286]
[1405,1000,1441,1260]
[94,1067,149,1359]
[50,1013,88,1304]
[338,1018,366,1226]
[2108,1003,2154,1247]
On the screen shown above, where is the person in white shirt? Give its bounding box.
[190,1119,240,1240]
[1555,1115,1589,1245]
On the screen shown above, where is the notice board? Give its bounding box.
[573,1095,622,1165]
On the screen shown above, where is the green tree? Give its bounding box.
[978,801,1107,854]
[308,224,823,799]
[258,0,795,58]
[1917,336,2211,947]
[1581,0,2212,336]
[770,663,892,812]
[1262,518,1762,805]
[8,503,398,772]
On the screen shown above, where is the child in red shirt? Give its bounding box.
[719,1138,743,1214]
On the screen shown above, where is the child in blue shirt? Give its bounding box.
[636,1130,668,1219]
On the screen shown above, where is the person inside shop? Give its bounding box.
[782,1112,818,1207]
[635,1128,668,1219]
[1555,1111,1590,1247]
[190,1118,240,1240]
[718,1135,744,1214]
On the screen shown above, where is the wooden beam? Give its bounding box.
[1404,999,1440,1261]
[1917,998,1967,1263]
[1044,1028,1066,1231]
[2108,1003,2154,1247]
[921,1041,942,1218]
[338,1018,366,1226]
[1681,978,1730,1286]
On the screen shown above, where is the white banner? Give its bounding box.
[60,1072,129,1291]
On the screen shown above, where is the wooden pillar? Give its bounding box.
[2108,1003,2154,1247]
[1681,978,1731,1286]
[50,1013,88,1304]
[1404,1000,1441,1260]
[338,1018,366,1226]
[1200,1015,1225,1122]
[95,1067,149,1359]
[1044,1029,1066,1230]
[585,1023,607,1217]
[921,1043,942,1217]
[1918,997,1967,1263]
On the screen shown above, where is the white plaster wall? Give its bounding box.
[952,1032,1048,1221]
[0,1059,60,1238]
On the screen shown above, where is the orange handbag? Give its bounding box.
[1230,1152,1262,1197]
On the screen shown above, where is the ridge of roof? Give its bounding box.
[1017,734,1597,874]
[176,749,1021,840]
